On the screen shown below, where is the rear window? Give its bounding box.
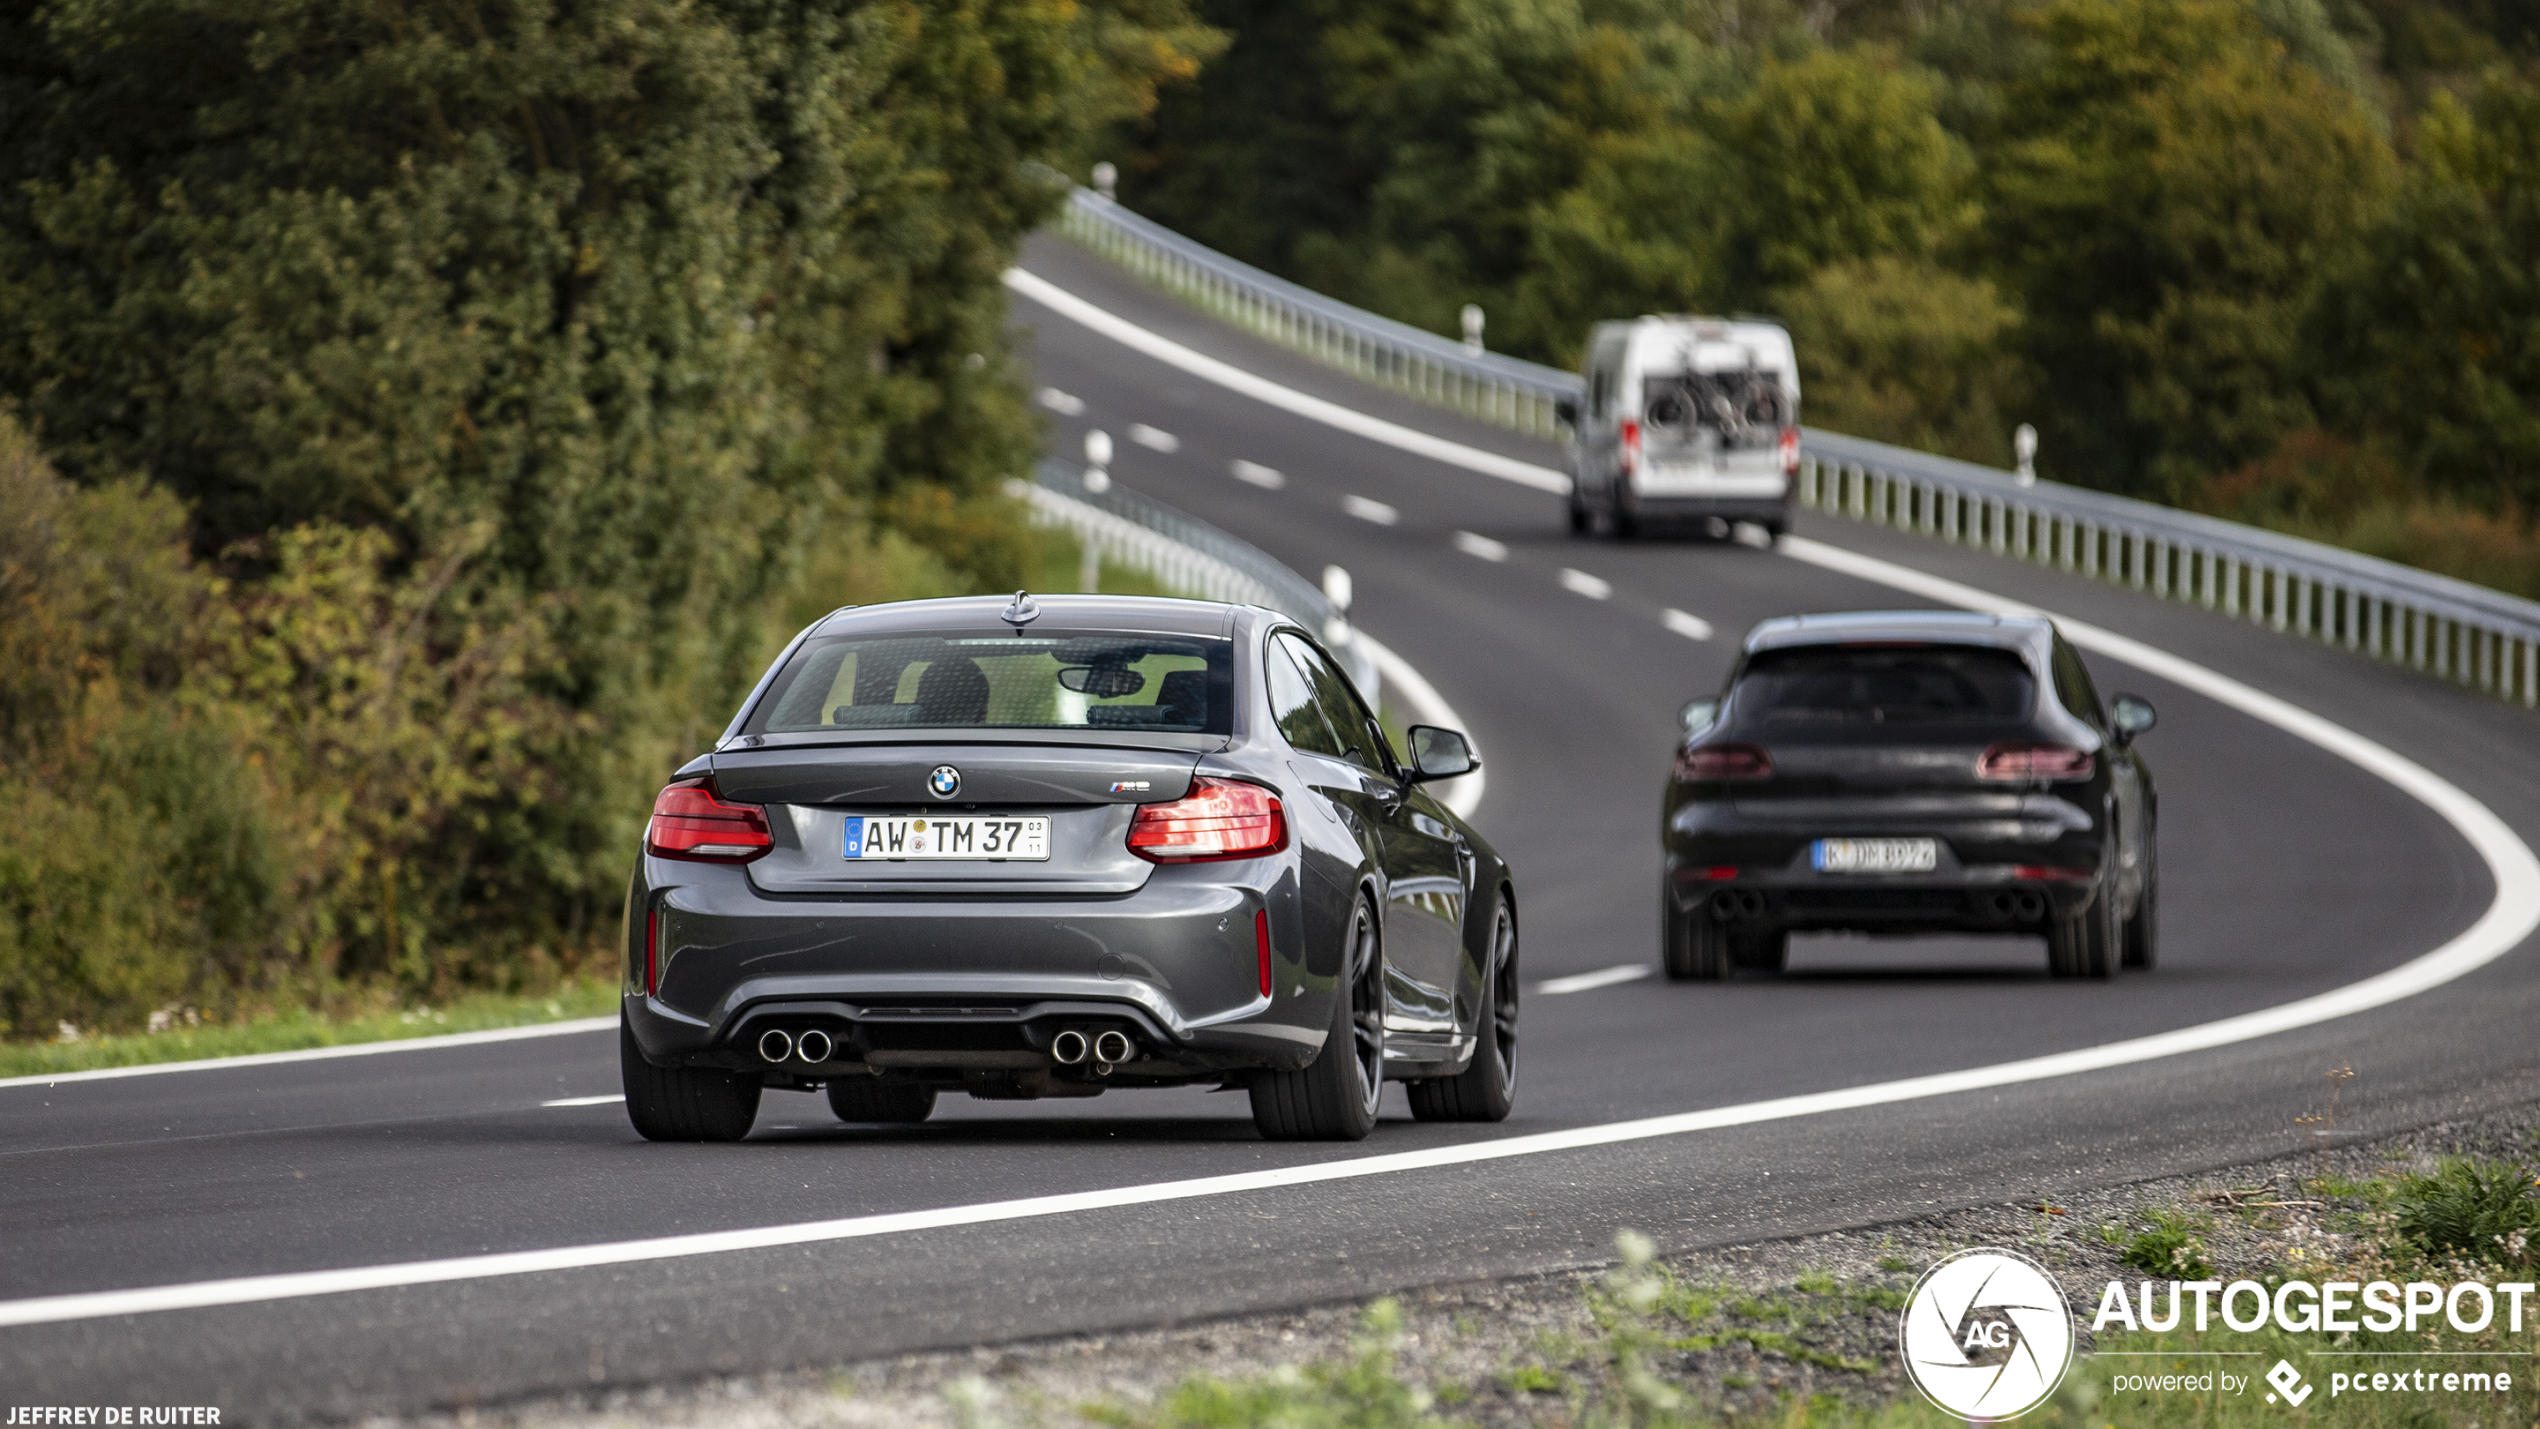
[746,631,1234,736]
[1732,644,2036,725]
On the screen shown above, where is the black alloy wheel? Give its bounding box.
[1251,899,1385,1140]
[1661,888,1731,981]
[826,1077,937,1124]
[621,1017,761,1142]
[1409,898,1519,1122]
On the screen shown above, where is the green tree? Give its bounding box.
[1775,256,2026,464]
[2306,68,2540,510]
[1981,0,2396,496]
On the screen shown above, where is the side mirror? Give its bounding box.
[2110,693,2156,745]
[1405,725,1478,782]
[1679,698,1719,734]
[1554,396,1579,428]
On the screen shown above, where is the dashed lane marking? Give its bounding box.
[1128,423,1180,453]
[1036,387,1085,416]
[1535,965,1654,995]
[1232,460,1285,489]
[1344,495,1400,526]
[1454,531,1508,562]
[1559,568,1612,600]
[541,1094,626,1108]
[1663,608,1714,640]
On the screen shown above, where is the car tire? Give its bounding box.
[621,1017,760,1142]
[825,1077,937,1124]
[1661,891,1731,981]
[2047,888,2120,979]
[1251,899,1384,1141]
[1729,928,1788,974]
[1567,489,1591,535]
[2122,863,2159,971]
[1409,898,1518,1123]
[1613,495,1641,539]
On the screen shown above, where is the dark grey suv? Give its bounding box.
[1662,611,2157,980]
[621,593,1518,1142]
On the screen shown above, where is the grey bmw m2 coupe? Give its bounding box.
[621,593,1517,1142]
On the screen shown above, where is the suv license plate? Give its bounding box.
[845,816,1049,861]
[1812,838,1937,874]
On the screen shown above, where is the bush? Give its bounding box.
[2391,1157,2540,1271]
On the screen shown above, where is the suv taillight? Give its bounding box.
[1978,743,2094,781]
[647,779,773,862]
[1678,743,1773,780]
[1127,778,1287,863]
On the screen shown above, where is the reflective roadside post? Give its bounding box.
[1091,162,1117,202]
[2015,423,2038,487]
[1081,429,1113,592]
[1322,564,1353,646]
[1461,304,1485,356]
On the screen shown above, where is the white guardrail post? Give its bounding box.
[1049,182,2540,712]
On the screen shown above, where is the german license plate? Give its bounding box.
[1811,837,1937,874]
[844,816,1049,861]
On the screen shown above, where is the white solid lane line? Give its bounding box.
[1128,423,1180,453]
[0,1017,619,1093]
[1232,460,1285,489]
[1663,608,1714,640]
[1535,965,1654,996]
[1559,568,1613,600]
[1004,269,1570,495]
[1344,495,1400,526]
[541,1094,626,1108]
[1036,387,1085,416]
[1454,531,1509,562]
[12,272,2524,1332]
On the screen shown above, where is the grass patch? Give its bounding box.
[0,977,618,1079]
[2118,1208,2214,1279]
[2391,1157,2540,1270]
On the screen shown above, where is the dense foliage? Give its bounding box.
[1121,0,2540,588]
[0,0,1217,1037]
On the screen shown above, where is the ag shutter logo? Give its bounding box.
[927,765,961,799]
[1900,1248,2076,1420]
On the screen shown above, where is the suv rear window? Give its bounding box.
[748,632,1234,735]
[1732,644,2036,725]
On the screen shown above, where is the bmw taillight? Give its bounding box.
[646,779,774,862]
[1978,743,2095,782]
[1127,778,1287,863]
[1778,425,1800,476]
[1678,743,1774,781]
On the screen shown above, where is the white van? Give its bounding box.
[1556,317,1800,539]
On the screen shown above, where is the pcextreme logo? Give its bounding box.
[1900,1248,2076,1419]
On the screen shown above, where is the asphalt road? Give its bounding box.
[4,234,2535,1423]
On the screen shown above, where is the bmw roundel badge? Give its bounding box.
[927,765,962,800]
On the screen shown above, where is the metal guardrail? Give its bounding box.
[1008,460,1381,700]
[1055,187,2540,710]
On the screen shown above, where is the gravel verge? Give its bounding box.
[362,1099,2540,1429]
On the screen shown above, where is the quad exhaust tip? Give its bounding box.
[1050,1029,1091,1065]
[757,1028,794,1063]
[795,1029,834,1064]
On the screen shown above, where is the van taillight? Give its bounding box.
[1621,419,1641,473]
[1678,743,1773,780]
[1979,744,2094,781]
[1127,778,1287,863]
[647,779,774,862]
[1778,425,1799,475]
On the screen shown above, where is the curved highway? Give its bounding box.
[3,234,2536,1421]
